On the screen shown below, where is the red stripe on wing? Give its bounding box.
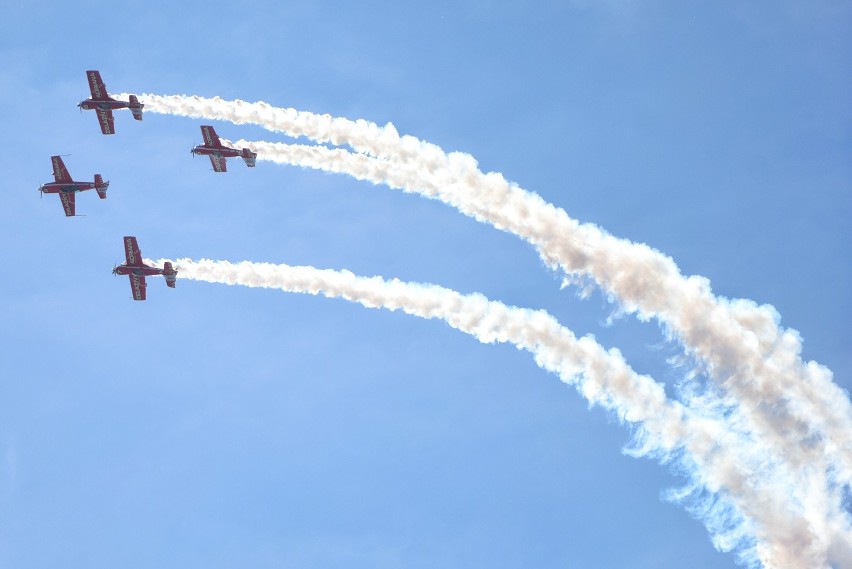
[97,109,115,134]
[59,192,75,217]
[51,156,71,182]
[201,125,222,148]
[123,236,142,265]
[130,274,147,301]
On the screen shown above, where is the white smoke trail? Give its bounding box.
[221,137,852,567]
[118,93,401,157]
[228,138,852,495]
[153,257,850,569]
[125,92,852,497]
[129,93,852,564]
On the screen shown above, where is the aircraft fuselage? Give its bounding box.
[113,264,165,278]
[79,98,130,112]
[39,181,96,194]
[191,145,242,159]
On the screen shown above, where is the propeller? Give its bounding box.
[36,185,44,199]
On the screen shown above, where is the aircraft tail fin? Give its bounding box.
[129,95,144,121]
[241,148,257,168]
[163,262,177,288]
[94,174,109,199]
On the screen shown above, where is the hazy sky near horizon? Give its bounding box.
[1,2,850,568]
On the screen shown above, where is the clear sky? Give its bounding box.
[1,2,850,568]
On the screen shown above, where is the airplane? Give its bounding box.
[38,155,109,217]
[112,236,177,301]
[191,125,257,172]
[78,70,143,135]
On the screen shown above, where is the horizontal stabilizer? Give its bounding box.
[163,262,178,288]
[129,94,144,121]
[241,148,257,168]
[95,174,108,199]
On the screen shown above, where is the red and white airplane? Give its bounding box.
[39,155,109,217]
[78,70,143,135]
[112,236,177,301]
[191,125,257,172]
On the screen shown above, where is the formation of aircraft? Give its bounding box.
[41,70,258,299]
[112,236,177,301]
[38,155,109,217]
[191,125,257,172]
[78,70,144,135]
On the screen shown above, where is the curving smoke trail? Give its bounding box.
[153,257,850,569]
[117,93,403,157]
[226,138,852,504]
[128,93,852,566]
[125,93,852,499]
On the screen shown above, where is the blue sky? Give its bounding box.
[1,2,850,568]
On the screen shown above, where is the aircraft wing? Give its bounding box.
[123,236,142,265]
[209,155,227,172]
[59,192,75,217]
[86,70,108,100]
[129,273,147,301]
[51,155,72,182]
[97,109,115,135]
[201,125,223,148]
